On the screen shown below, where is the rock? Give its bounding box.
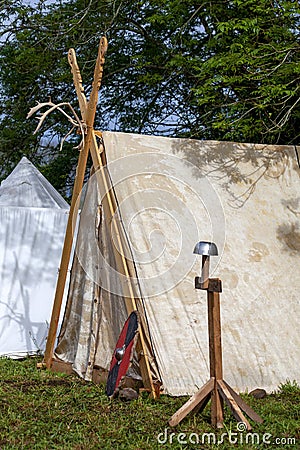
[249,388,267,399]
[118,387,139,401]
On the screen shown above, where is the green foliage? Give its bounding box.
[278,379,300,396]
[0,1,299,195]
[190,0,300,143]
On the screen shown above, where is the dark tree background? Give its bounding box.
[0,0,299,198]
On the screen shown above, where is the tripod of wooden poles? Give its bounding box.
[40,37,158,399]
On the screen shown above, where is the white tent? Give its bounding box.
[55,132,300,395]
[0,157,69,357]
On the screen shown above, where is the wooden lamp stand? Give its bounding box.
[169,242,263,430]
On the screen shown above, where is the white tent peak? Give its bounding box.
[0,155,70,358]
[0,156,69,209]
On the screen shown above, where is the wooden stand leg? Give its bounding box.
[221,380,263,424]
[169,378,214,427]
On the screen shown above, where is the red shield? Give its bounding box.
[106,311,139,396]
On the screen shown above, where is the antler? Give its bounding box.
[27,101,86,150]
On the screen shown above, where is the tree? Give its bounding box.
[189,0,300,144]
[0,0,299,196]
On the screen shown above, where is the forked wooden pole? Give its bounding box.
[43,37,108,369]
[67,47,157,398]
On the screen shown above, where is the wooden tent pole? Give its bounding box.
[91,141,157,398]
[43,140,89,368]
[68,47,157,398]
[43,37,108,369]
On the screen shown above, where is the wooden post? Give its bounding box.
[43,37,108,369]
[208,288,224,428]
[201,255,210,289]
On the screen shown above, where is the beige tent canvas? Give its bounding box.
[53,131,300,396]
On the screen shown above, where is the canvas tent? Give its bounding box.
[54,132,300,396]
[0,157,69,357]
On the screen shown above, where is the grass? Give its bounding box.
[0,357,299,449]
